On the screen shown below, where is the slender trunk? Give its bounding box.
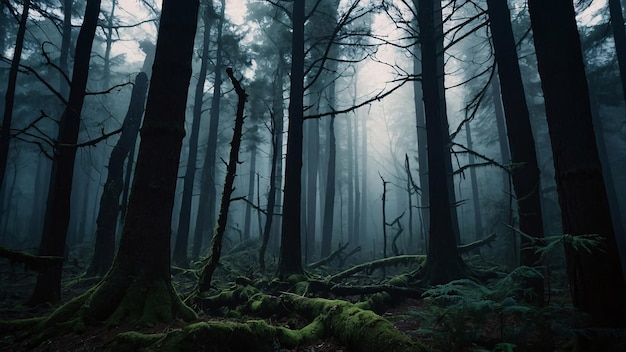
[173,11,213,267]
[465,123,483,246]
[243,147,257,240]
[59,0,72,97]
[305,118,319,261]
[0,0,30,196]
[277,0,305,278]
[87,72,148,276]
[28,0,102,306]
[103,0,116,91]
[199,68,246,291]
[320,116,336,258]
[528,0,626,325]
[346,117,355,246]
[609,0,626,106]
[360,115,367,246]
[192,0,225,259]
[412,54,429,250]
[487,0,545,304]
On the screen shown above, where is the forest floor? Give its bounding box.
[0,245,603,352]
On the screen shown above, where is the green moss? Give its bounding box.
[113,331,166,352]
[150,319,322,352]
[0,317,46,334]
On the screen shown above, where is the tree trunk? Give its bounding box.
[260,63,285,271]
[487,0,545,305]
[609,0,626,106]
[528,0,626,326]
[416,0,466,285]
[74,0,199,325]
[59,0,72,97]
[27,0,101,306]
[87,72,148,277]
[304,118,319,261]
[243,147,257,240]
[277,0,306,279]
[173,7,213,267]
[464,122,483,248]
[199,68,247,291]
[412,54,429,253]
[320,116,337,258]
[192,0,225,259]
[0,0,30,198]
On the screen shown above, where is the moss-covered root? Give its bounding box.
[113,319,324,352]
[284,294,427,352]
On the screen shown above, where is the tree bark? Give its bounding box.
[528,0,626,326]
[173,7,214,267]
[416,0,466,285]
[487,0,545,305]
[77,0,199,324]
[87,72,148,277]
[192,0,225,259]
[27,0,101,306]
[320,116,337,258]
[277,0,306,279]
[0,0,30,199]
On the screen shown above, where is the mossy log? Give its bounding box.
[328,255,426,283]
[114,293,426,352]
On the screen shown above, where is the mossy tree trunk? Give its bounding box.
[38,0,200,326]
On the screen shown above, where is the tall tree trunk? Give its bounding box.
[346,117,355,245]
[277,0,306,279]
[199,68,246,291]
[173,8,213,267]
[304,118,319,261]
[528,0,626,326]
[416,0,466,285]
[320,115,337,258]
[260,64,285,271]
[192,0,225,259]
[87,72,148,277]
[412,54,429,252]
[243,146,257,240]
[59,0,73,97]
[360,113,367,247]
[0,0,30,198]
[464,123,483,246]
[61,0,200,325]
[609,0,626,106]
[487,0,545,304]
[28,0,101,306]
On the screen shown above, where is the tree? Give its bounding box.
[416,0,466,285]
[527,0,626,326]
[609,0,626,106]
[38,0,199,325]
[192,0,226,259]
[486,0,545,305]
[173,3,215,268]
[277,0,306,279]
[87,72,148,277]
[28,0,102,306]
[0,0,30,200]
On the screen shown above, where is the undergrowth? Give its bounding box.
[402,266,581,352]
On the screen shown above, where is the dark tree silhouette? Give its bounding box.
[416,0,466,285]
[278,0,306,279]
[87,72,148,277]
[528,0,626,326]
[486,0,545,305]
[0,0,30,199]
[173,4,215,268]
[28,0,101,306]
[192,0,226,259]
[34,0,200,326]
